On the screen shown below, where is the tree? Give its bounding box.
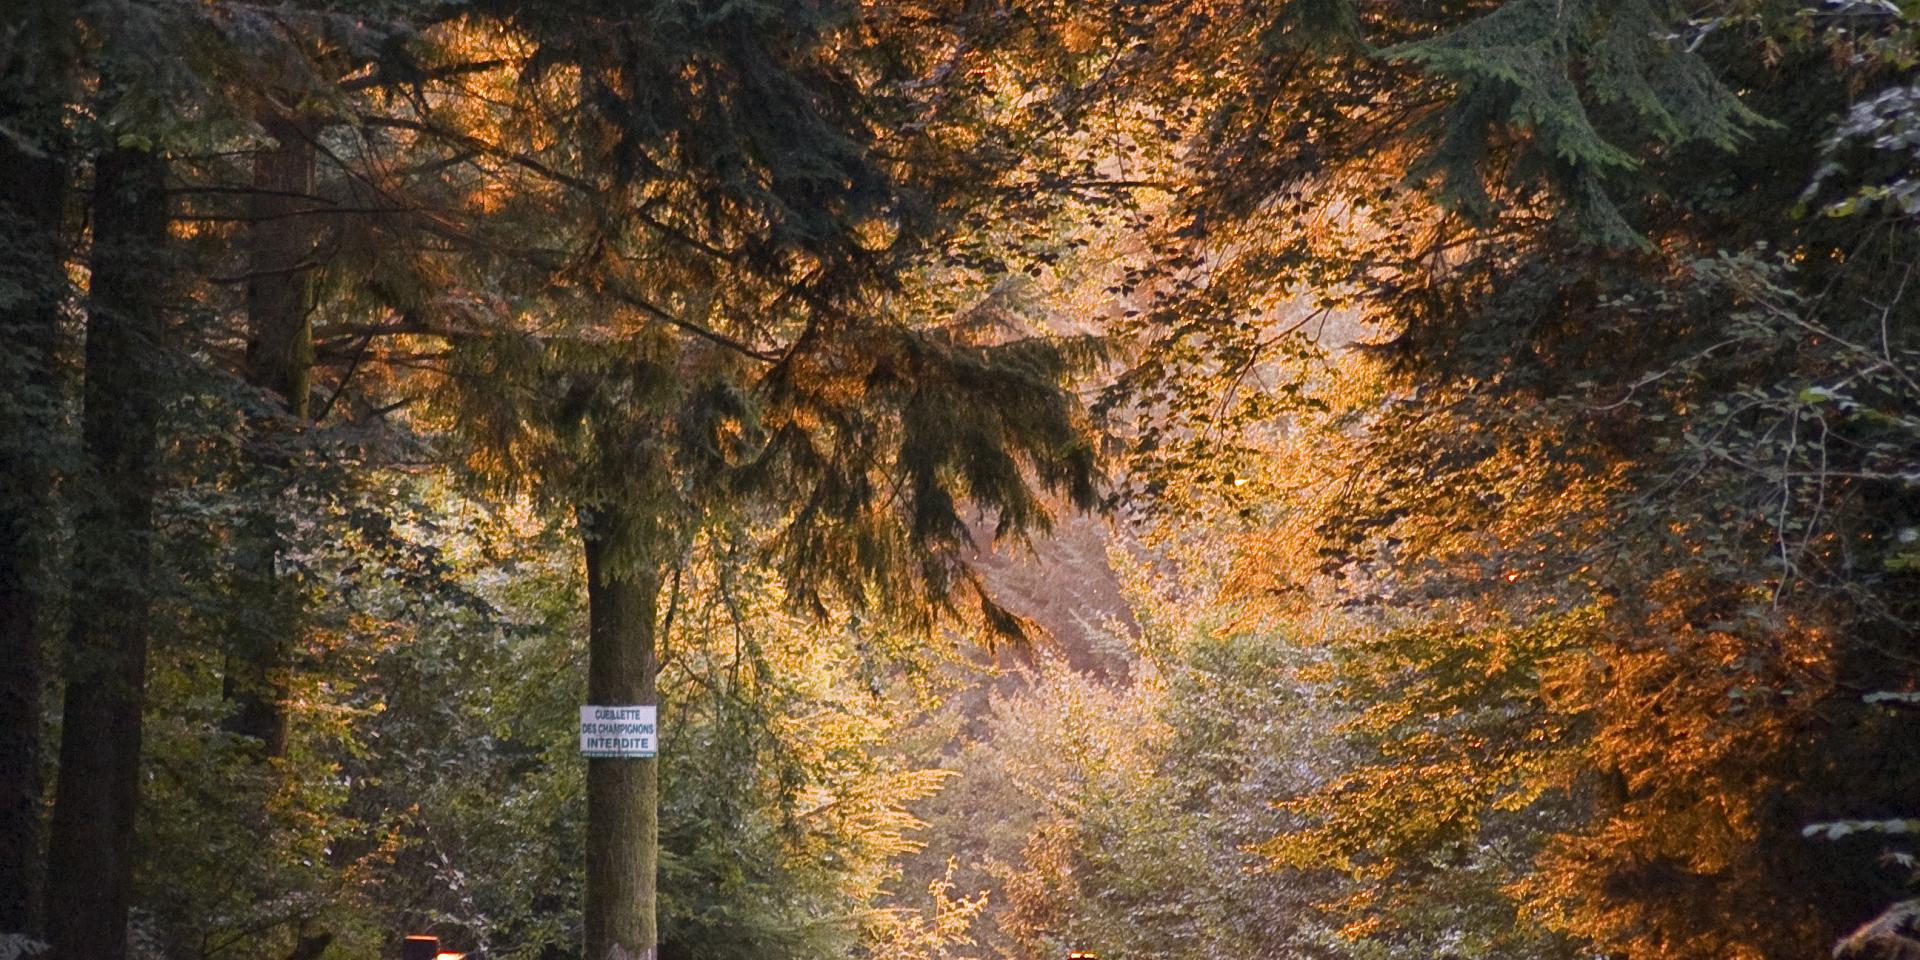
[0,3,1105,956]
[44,131,173,960]
[0,2,79,938]
[357,5,1112,957]
[442,315,1100,960]
[223,107,321,759]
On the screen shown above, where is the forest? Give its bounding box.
[1,1,1917,960]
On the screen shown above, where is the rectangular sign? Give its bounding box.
[579,704,657,758]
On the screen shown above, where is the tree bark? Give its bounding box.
[45,143,170,960]
[242,117,316,421]
[224,115,318,757]
[581,505,663,960]
[0,61,71,939]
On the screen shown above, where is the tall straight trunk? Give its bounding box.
[0,65,71,938]
[581,505,663,960]
[45,144,170,960]
[225,116,317,756]
[242,116,316,420]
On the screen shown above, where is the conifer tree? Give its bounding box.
[443,317,1099,960]
[0,3,79,937]
[44,136,173,960]
[322,5,1112,956]
[224,109,321,759]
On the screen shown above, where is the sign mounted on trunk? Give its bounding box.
[579,705,657,758]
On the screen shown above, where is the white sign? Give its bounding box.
[579,705,657,758]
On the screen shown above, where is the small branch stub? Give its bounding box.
[580,705,657,758]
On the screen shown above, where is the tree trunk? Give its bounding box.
[242,117,316,421]
[581,505,663,960]
[0,62,71,939]
[45,143,170,960]
[224,115,318,757]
